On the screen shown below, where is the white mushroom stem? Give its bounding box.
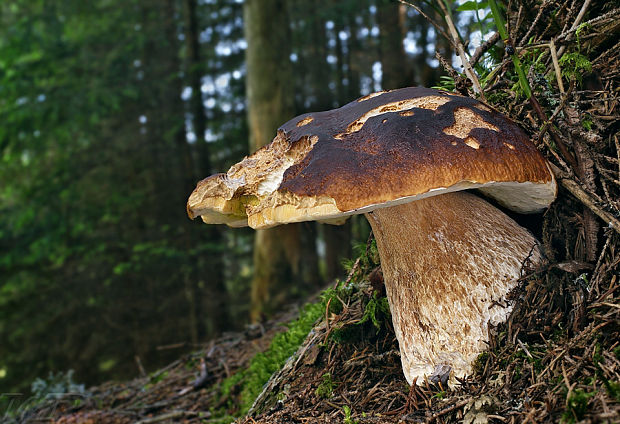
[365,191,543,386]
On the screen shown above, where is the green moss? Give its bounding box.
[329,290,391,344]
[215,299,324,419]
[486,90,510,105]
[605,380,620,401]
[559,52,592,84]
[562,388,595,423]
[343,405,358,424]
[315,372,336,399]
[211,238,381,421]
[149,370,168,384]
[432,390,446,400]
[472,352,489,375]
[358,293,390,330]
[320,281,357,316]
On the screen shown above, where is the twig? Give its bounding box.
[517,338,534,359]
[614,135,620,175]
[135,355,147,378]
[549,40,565,94]
[518,0,551,46]
[556,0,592,57]
[561,362,575,406]
[178,358,209,395]
[530,95,579,170]
[550,163,620,235]
[436,0,485,99]
[427,399,470,422]
[398,1,454,51]
[343,258,360,286]
[590,231,614,294]
[435,51,459,80]
[135,410,199,424]
[436,51,471,96]
[557,8,620,42]
[470,32,500,67]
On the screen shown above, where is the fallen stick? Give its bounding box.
[550,163,620,234]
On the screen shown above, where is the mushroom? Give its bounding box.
[187,87,557,385]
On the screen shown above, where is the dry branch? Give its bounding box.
[550,163,620,234]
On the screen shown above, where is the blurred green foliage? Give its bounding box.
[0,0,249,394]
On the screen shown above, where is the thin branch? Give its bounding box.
[398,1,454,51]
[470,32,500,67]
[435,0,485,98]
[556,0,592,57]
[135,410,199,424]
[549,40,566,94]
[529,95,579,170]
[518,0,551,46]
[550,163,620,235]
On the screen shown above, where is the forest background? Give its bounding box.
[0,0,461,395]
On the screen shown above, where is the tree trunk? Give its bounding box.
[163,0,206,343]
[181,0,231,338]
[377,0,411,89]
[345,12,361,99]
[323,222,351,282]
[244,0,312,322]
[183,0,210,177]
[412,3,439,87]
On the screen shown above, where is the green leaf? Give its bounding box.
[457,1,489,12]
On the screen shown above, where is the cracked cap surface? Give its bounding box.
[187,87,557,229]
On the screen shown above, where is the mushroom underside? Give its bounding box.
[365,190,543,386]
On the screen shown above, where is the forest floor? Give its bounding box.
[11,306,300,423]
[12,238,620,423]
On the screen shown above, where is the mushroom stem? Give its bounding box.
[365,191,543,385]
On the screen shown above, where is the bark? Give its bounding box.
[245,0,294,153]
[164,0,203,342]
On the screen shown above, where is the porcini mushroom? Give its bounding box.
[187,87,557,385]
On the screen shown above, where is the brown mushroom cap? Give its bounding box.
[187,87,556,228]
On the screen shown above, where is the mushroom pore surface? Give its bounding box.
[365,190,542,386]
